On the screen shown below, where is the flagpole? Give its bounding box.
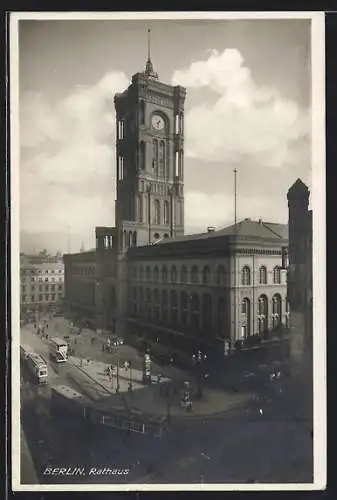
[233,169,237,343]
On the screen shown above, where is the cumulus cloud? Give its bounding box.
[172,48,310,169]
[19,49,310,246]
[20,71,129,236]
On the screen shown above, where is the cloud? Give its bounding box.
[172,48,310,169]
[20,71,129,235]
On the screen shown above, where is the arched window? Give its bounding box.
[273,266,281,284]
[176,199,182,226]
[110,286,116,308]
[140,100,145,125]
[217,296,227,337]
[191,266,199,284]
[202,294,212,334]
[123,230,128,250]
[164,200,170,225]
[180,265,188,283]
[132,231,137,247]
[159,141,165,176]
[154,199,160,225]
[139,287,144,316]
[139,267,144,281]
[216,265,226,286]
[146,266,151,281]
[139,141,146,170]
[146,288,152,319]
[131,266,137,280]
[272,293,282,329]
[170,290,178,327]
[162,289,168,324]
[154,289,160,322]
[258,295,268,334]
[259,266,267,285]
[202,266,211,285]
[132,287,138,315]
[241,266,251,286]
[161,266,168,282]
[180,291,189,328]
[241,298,251,337]
[129,231,133,248]
[190,293,200,331]
[170,265,177,283]
[154,266,159,282]
[152,139,158,173]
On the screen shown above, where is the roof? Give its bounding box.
[287,178,310,198]
[20,258,64,270]
[153,218,288,246]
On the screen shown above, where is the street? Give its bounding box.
[20,314,313,485]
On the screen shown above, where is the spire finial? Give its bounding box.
[147,28,151,61]
[144,28,158,80]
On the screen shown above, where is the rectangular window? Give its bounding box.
[39,294,43,301]
[22,295,26,303]
[45,294,49,301]
[39,285,42,292]
[45,278,48,282]
[51,294,55,301]
[175,114,179,134]
[31,295,35,302]
[21,285,26,293]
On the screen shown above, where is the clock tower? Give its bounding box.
[114,32,186,251]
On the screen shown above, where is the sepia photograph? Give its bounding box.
[10,11,326,491]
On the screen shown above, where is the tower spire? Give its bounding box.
[144,28,158,80]
[147,28,151,61]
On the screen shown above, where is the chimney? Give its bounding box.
[207,226,216,233]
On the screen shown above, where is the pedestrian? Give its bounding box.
[87,358,90,365]
[46,323,48,330]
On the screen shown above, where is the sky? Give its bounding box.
[18,17,312,252]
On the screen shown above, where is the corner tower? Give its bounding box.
[114,31,186,252]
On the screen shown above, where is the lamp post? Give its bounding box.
[192,350,207,399]
[116,360,120,393]
[128,361,133,391]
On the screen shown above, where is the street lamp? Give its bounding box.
[192,350,207,399]
[115,360,120,393]
[128,361,133,391]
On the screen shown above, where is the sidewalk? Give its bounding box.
[68,357,252,422]
[20,426,39,484]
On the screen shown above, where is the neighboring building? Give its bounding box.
[126,219,288,352]
[64,50,289,356]
[287,179,313,375]
[20,257,65,313]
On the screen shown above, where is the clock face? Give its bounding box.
[151,114,165,131]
